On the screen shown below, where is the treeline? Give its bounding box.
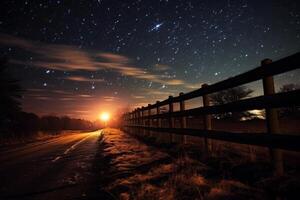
[14,112,94,132]
[1,57,97,138]
[1,112,96,138]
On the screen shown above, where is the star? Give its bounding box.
[1,0,299,122]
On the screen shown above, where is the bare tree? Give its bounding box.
[279,83,299,92]
[210,86,254,121]
[279,83,300,118]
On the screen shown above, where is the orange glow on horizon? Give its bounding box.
[99,112,110,122]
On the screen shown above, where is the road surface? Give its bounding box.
[0,128,283,199]
[0,130,109,200]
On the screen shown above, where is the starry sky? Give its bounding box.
[0,0,299,120]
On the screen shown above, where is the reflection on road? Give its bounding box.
[0,130,102,200]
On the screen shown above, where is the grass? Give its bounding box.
[114,154,267,200]
[109,128,300,199]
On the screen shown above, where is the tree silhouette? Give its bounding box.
[13,112,39,135]
[0,58,95,136]
[210,86,254,121]
[0,57,23,132]
[279,83,300,118]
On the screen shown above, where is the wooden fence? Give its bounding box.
[122,52,300,176]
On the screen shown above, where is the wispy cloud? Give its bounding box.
[78,94,93,98]
[26,88,72,95]
[34,96,52,100]
[103,96,119,102]
[184,83,203,89]
[131,95,145,99]
[25,87,96,101]
[73,110,90,113]
[98,53,129,63]
[59,97,75,101]
[165,79,185,85]
[153,64,171,71]
[65,75,105,82]
[138,88,177,101]
[1,33,187,86]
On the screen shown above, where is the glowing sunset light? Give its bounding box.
[100,112,110,122]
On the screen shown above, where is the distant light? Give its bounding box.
[100,112,110,122]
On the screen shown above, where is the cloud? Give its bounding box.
[98,53,130,63]
[73,110,90,113]
[103,96,119,102]
[164,79,185,85]
[59,97,75,101]
[1,33,187,86]
[33,96,52,100]
[0,34,34,49]
[26,88,72,95]
[131,95,145,99]
[78,94,93,98]
[65,76,105,82]
[140,88,177,99]
[184,82,203,89]
[51,90,73,95]
[25,87,96,101]
[153,64,171,71]
[0,34,98,71]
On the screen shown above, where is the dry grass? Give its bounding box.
[105,154,267,200]
[103,128,300,200]
[207,180,265,200]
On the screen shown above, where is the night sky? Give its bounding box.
[0,0,299,120]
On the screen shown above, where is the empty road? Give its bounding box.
[0,130,109,200]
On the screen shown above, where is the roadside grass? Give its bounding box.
[112,153,266,200]
[106,129,300,200]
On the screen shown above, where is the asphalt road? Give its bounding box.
[0,130,109,200]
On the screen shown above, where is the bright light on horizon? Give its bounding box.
[99,112,110,122]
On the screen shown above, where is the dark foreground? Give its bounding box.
[0,130,108,199]
[0,129,299,200]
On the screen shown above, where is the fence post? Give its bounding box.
[141,107,145,136]
[131,110,135,135]
[136,109,140,135]
[127,113,129,127]
[129,113,132,126]
[128,113,130,125]
[124,113,127,132]
[133,109,136,126]
[202,84,211,158]
[179,92,187,144]
[168,96,175,143]
[134,109,137,125]
[156,101,162,141]
[261,58,284,176]
[148,104,152,137]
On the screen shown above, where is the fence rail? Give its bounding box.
[133,53,300,110]
[125,126,300,151]
[122,52,300,176]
